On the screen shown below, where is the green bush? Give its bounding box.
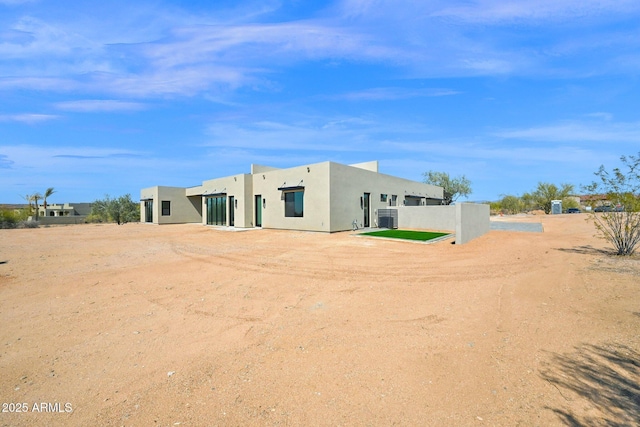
[0,208,18,229]
[90,194,139,225]
[0,209,38,229]
[84,213,105,223]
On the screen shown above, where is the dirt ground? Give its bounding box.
[1,214,638,426]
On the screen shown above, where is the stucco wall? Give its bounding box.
[396,205,456,231]
[140,186,201,224]
[159,187,200,224]
[329,162,444,232]
[349,160,379,172]
[390,203,490,244]
[252,161,331,232]
[38,216,88,225]
[455,203,490,245]
[194,174,253,227]
[140,186,159,223]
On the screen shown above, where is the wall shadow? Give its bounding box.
[554,245,615,256]
[540,343,640,426]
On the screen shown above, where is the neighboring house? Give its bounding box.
[579,194,611,210]
[140,160,444,232]
[38,203,93,218]
[35,202,92,225]
[39,203,74,217]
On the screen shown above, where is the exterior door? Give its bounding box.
[255,195,262,227]
[144,200,153,223]
[206,196,227,226]
[363,193,370,227]
[229,196,235,226]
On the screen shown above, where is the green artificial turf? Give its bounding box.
[360,229,450,241]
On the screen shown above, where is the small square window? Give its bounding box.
[161,201,171,216]
[380,194,388,202]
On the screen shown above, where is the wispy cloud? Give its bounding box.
[330,87,461,101]
[339,0,640,24]
[429,0,640,23]
[0,0,637,100]
[336,0,640,77]
[0,0,37,5]
[54,100,146,112]
[0,145,145,172]
[205,119,377,152]
[53,153,142,159]
[0,114,59,124]
[493,120,640,143]
[0,154,14,169]
[0,77,77,91]
[0,29,34,44]
[585,112,613,121]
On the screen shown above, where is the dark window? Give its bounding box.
[390,195,397,206]
[161,201,171,216]
[284,190,304,217]
[380,194,387,202]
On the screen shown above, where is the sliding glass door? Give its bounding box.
[206,196,227,226]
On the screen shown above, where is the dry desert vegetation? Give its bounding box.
[1,215,639,426]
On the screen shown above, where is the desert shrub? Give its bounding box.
[489,201,502,215]
[500,195,525,214]
[84,213,105,223]
[0,208,18,229]
[531,183,575,214]
[90,194,139,225]
[18,220,39,229]
[585,152,640,256]
[0,208,37,229]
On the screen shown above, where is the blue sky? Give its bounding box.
[1,0,639,204]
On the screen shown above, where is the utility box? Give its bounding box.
[551,200,562,214]
[378,209,398,229]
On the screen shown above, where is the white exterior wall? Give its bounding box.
[140,186,201,224]
[188,174,253,228]
[455,203,490,244]
[329,162,443,232]
[252,161,331,231]
[396,206,456,231]
[140,186,159,223]
[390,203,490,244]
[349,160,379,172]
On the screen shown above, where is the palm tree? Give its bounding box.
[31,192,42,221]
[21,193,34,216]
[43,187,55,216]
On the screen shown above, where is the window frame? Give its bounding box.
[284,190,304,217]
[161,200,171,216]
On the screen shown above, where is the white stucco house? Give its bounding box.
[140,160,444,232]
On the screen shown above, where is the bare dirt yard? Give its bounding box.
[1,214,638,426]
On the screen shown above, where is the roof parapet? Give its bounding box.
[251,164,281,174]
[348,160,378,172]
